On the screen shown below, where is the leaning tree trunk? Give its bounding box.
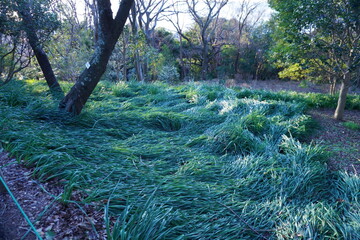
[334,73,351,120]
[19,6,63,96]
[30,42,63,95]
[59,0,133,115]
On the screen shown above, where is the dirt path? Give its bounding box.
[308,109,360,173]
[0,152,105,239]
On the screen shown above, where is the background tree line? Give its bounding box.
[0,0,359,119]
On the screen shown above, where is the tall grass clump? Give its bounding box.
[0,80,358,239]
[209,120,265,155]
[105,195,180,240]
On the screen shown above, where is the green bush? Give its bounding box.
[112,82,136,97]
[158,65,180,83]
[343,121,360,130]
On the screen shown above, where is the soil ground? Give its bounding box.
[0,153,105,240]
[0,79,359,239]
[308,109,360,173]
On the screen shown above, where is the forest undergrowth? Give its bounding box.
[0,80,359,239]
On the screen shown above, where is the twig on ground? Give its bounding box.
[217,201,271,240]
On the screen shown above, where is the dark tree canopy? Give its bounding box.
[269,0,360,120]
[1,0,63,94]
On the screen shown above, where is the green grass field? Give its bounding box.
[0,80,359,239]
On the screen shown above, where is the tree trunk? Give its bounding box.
[59,0,133,115]
[328,76,333,94]
[330,76,337,95]
[31,44,63,95]
[334,73,350,120]
[134,52,144,82]
[92,0,100,44]
[19,6,63,96]
[122,35,127,81]
[201,42,209,80]
[179,35,185,80]
[130,3,145,82]
[234,51,240,74]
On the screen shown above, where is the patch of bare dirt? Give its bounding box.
[307,109,360,174]
[0,152,106,239]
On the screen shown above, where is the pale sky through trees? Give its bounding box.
[160,0,273,31]
[73,0,272,32]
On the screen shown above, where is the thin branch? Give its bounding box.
[217,201,271,240]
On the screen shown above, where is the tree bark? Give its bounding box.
[329,76,337,95]
[59,0,134,115]
[234,51,240,74]
[122,34,127,81]
[31,43,63,95]
[179,35,186,80]
[334,73,350,120]
[201,41,209,80]
[130,3,145,82]
[19,5,63,96]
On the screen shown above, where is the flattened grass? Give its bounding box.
[0,80,359,239]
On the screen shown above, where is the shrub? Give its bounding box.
[343,121,360,131]
[158,65,180,83]
[112,82,136,97]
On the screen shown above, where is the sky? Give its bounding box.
[158,0,273,31]
[74,0,273,31]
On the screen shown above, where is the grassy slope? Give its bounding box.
[0,80,359,239]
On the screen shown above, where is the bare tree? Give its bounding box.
[129,3,145,82]
[232,0,263,74]
[84,0,100,43]
[166,1,189,79]
[0,35,32,85]
[185,0,228,80]
[128,0,173,81]
[135,0,173,46]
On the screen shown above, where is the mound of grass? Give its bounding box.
[242,111,270,136]
[210,120,265,155]
[343,121,360,131]
[144,112,184,132]
[0,80,359,239]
